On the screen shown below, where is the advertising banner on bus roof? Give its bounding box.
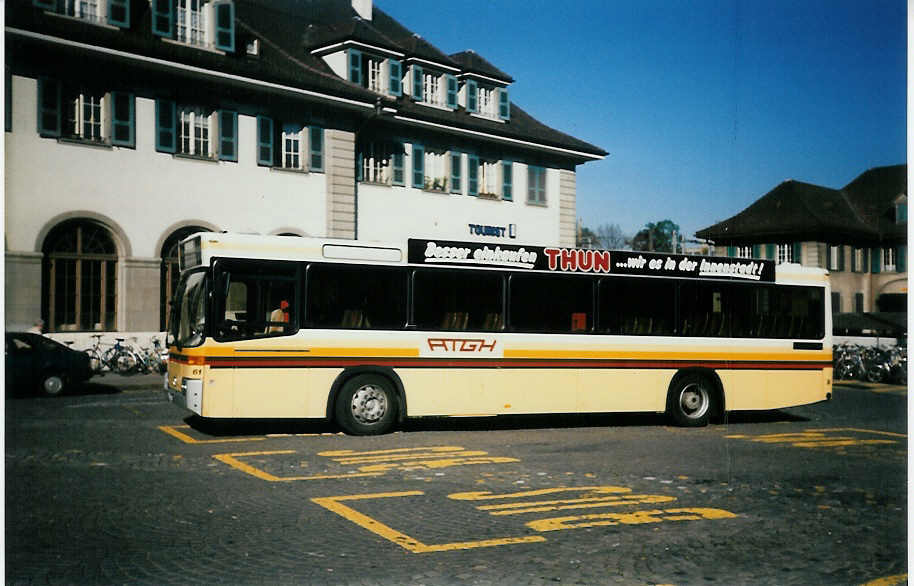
[408,239,776,282]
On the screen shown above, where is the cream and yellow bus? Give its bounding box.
[165,233,832,435]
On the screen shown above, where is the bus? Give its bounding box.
[165,233,832,435]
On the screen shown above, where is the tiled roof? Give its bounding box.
[695,165,907,244]
[450,51,514,83]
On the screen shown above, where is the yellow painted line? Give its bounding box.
[213,451,384,482]
[328,450,490,465]
[862,574,907,586]
[311,492,546,553]
[358,456,520,473]
[814,428,906,438]
[158,425,267,444]
[526,507,738,532]
[449,486,632,501]
[477,494,676,516]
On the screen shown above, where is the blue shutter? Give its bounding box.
[726,246,735,257]
[412,66,423,100]
[450,153,462,194]
[498,88,510,120]
[765,244,775,260]
[871,248,881,274]
[309,126,323,172]
[111,92,135,147]
[792,242,802,264]
[897,203,908,223]
[32,0,56,9]
[466,79,478,113]
[467,154,478,196]
[155,99,176,153]
[218,110,237,161]
[213,1,235,52]
[502,161,513,201]
[348,49,362,85]
[388,59,402,96]
[152,0,174,38]
[446,75,458,108]
[37,78,61,138]
[897,245,906,272]
[412,144,424,188]
[257,116,273,166]
[752,244,760,258]
[838,245,845,271]
[356,150,363,181]
[392,145,404,186]
[862,248,869,272]
[107,0,130,27]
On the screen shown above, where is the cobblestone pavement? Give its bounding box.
[5,378,907,585]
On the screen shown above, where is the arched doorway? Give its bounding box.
[42,220,118,332]
[160,226,208,330]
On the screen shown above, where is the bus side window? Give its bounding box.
[307,264,406,330]
[510,274,591,333]
[213,261,298,340]
[414,269,503,332]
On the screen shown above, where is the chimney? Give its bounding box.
[352,0,372,20]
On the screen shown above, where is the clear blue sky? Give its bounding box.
[381,0,907,241]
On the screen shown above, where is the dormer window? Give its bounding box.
[34,0,131,28]
[465,79,510,121]
[411,65,458,110]
[344,49,402,97]
[152,0,235,52]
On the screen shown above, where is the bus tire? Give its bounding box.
[334,374,398,435]
[667,373,714,427]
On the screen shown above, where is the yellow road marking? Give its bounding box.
[319,447,466,457]
[862,574,907,586]
[726,428,905,450]
[213,451,384,482]
[449,486,632,501]
[311,491,546,553]
[814,428,906,438]
[158,425,267,444]
[527,507,738,532]
[477,494,677,515]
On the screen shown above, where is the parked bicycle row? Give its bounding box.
[833,342,907,384]
[67,335,168,376]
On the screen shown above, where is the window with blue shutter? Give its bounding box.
[217,110,237,161]
[257,116,274,166]
[32,0,56,9]
[871,248,881,274]
[446,75,458,109]
[356,150,363,181]
[155,99,176,152]
[792,242,802,264]
[389,59,402,96]
[897,203,908,223]
[213,1,235,52]
[467,155,478,196]
[412,66,423,100]
[152,0,174,38]
[897,245,906,272]
[348,49,362,85]
[498,88,510,120]
[309,126,323,172]
[107,0,130,27]
[752,244,760,258]
[765,244,775,260]
[450,153,462,194]
[392,144,405,186]
[111,92,134,147]
[466,79,477,113]
[502,161,512,200]
[37,78,61,137]
[412,144,424,188]
[838,245,845,271]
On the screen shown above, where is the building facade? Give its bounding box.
[696,165,907,316]
[5,0,606,334]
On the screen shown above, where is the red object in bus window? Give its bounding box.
[571,312,587,331]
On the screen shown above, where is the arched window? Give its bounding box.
[43,221,117,332]
[161,226,207,330]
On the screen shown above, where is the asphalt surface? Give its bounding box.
[4,374,907,585]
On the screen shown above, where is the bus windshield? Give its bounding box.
[169,270,207,348]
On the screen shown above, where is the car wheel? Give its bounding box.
[40,373,65,397]
[334,374,398,435]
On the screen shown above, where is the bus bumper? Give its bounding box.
[165,376,202,415]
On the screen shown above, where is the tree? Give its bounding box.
[631,219,682,252]
[578,222,629,249]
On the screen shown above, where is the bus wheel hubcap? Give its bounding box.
[680,384,708,418]
[351,385,387,424]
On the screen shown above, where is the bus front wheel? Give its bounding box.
[667,373,714,427]
[335,374,398,435]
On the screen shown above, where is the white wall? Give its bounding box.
[5,75,330,257]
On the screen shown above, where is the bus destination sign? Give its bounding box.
[408,239,776,282]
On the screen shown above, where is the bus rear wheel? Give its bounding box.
[667,373,714,427]
[335,374,398,435]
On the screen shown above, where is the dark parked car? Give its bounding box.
[5,332,93,396]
